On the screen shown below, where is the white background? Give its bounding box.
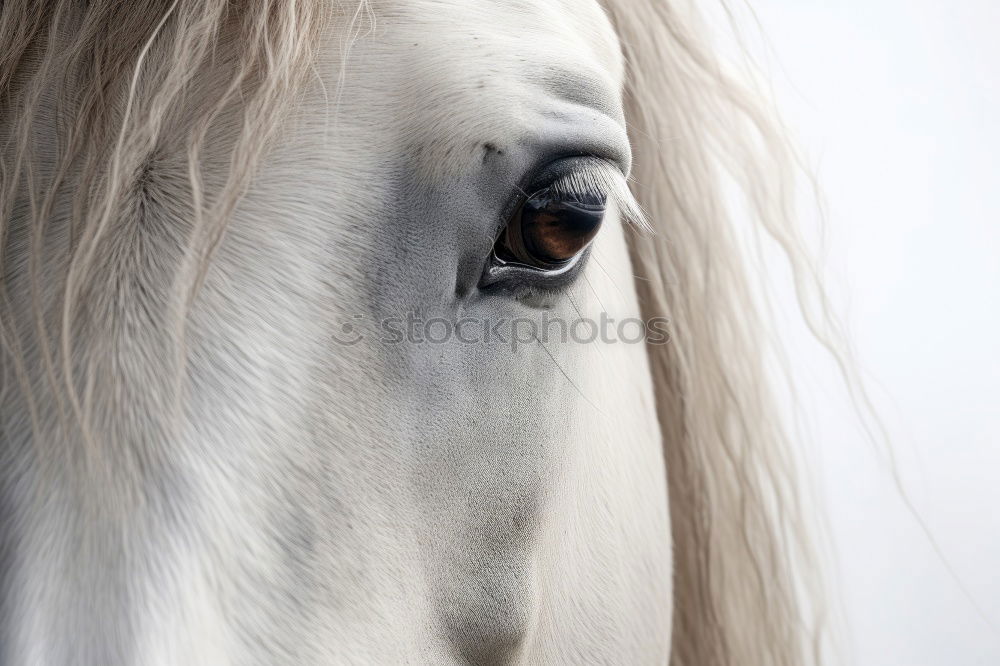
[725,1,1000,664]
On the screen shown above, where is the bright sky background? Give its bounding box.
[724,1,1000,664]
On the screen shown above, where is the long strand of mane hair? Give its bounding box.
[601,1,842,664]
[0,0,340,457]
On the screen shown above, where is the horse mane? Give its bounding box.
[2,1,837,663]
[602,1,837,664]
[0,0,332,450]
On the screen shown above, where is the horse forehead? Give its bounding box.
[371,0,625,89]
[380,0,618,37]
[346,1,626,158]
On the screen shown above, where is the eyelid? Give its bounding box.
[546,164,614,207]
[523,155,621,194]
[479,249,586,289]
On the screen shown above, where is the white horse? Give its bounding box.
[0,1,831,664]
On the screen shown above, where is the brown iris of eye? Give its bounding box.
[495,189,606,269]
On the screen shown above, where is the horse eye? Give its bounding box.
[494,187,606,270]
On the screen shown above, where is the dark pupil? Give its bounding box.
[519,190,606,264]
